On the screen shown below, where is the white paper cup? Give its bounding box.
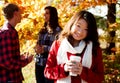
[69,56,81,76]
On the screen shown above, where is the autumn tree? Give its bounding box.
[106,2,116,54]
[0,0,120,83]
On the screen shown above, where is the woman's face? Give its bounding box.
[71,18,88,41]
[44,9,50,23]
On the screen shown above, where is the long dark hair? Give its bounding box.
[40,6,61,33]
[59,10,99,47]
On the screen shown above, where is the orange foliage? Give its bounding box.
[108,54,116,61]
[1,0,116,54]
[1,0,119,82]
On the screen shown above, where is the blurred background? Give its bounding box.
[0,0,120,83]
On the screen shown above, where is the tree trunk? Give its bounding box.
[106,3,116,54]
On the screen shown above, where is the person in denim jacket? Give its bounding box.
[34,6,62,83]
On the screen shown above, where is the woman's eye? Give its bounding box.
[76,24,80,27]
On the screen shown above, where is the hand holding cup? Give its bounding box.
[69,56,82,76]
[34,44,44,54]
[64,56,83,76]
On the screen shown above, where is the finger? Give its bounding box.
[24,52,26,54]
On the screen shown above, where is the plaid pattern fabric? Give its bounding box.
[0,22,28,83]
[38,27,62,54]
[35,27,62,61]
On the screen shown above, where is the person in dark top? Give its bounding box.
[34,6,62,83]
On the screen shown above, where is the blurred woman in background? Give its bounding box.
[34,6,62,83]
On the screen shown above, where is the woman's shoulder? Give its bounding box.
[53,40,61,46]
[39,28,47,34]
[56,26,62,32]
[92,45,102,57]
[50,40,61,54]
